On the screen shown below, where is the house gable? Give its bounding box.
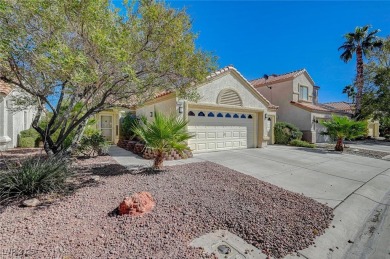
[196,69,271,110]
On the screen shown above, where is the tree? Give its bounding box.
[320,115,367,152]
[338,25,382,114]
[342,85,356,103]
[361,37,390,135]
[132,111,193,169]
[0,0,214,155]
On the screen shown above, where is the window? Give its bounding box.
[217,113,223,118]
[240,114,246,119]
[233,114,239,118]
[198,111,205,117]
[225,113,231,118]
[188,111,195,116]
[299,85,309,101]
[207,112,215,117]
[248,115,253,119]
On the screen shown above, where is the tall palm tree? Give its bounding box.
[132,111,193,169]
[339,25,382,114]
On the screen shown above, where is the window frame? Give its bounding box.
[299,85,309,101]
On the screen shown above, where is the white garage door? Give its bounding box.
[187,110,256,153]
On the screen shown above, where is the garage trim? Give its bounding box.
[185,102,266,150]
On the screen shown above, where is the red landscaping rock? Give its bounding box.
[118,192,155,216]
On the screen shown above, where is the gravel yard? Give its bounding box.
[0,154,333,258]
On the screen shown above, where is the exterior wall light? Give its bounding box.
[150,111,153,117]
[177,101,184,114]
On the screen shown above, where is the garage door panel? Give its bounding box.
[188,110,256,153]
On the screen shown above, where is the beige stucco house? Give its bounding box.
[0,81,35,150]
[251,69,380,143]
[95,66,278,153]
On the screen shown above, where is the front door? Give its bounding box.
[100,115,113,142]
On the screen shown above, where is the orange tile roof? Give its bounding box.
[291,101,331,113]
[251,69,314,87]
[0,80,12,95]
[321,102,354,114]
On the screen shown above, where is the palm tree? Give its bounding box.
[339,25,382,113]
[342,85,356,103]
[320,115,367,152]
[132,111,193,169]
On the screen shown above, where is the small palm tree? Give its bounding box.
[339,25,382,113]
[321,115,367,152]
[132,111,193,169]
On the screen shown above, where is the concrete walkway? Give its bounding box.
[108,145,390,259]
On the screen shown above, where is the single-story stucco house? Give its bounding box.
[251,69,379,143]
[0,81,35,150]
[94,66,278,153]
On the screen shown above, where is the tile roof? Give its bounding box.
[0,80,12,95]
[290,101,331,113]
[250,69,314,87]
[321,102,355,114]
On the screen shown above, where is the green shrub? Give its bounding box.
[0,155,72,203]
[18,128,41,147]
[274,122,303,144]
[76,132,109,156]
[18,137,36,148]
[120,113,138,140]
[289,139,315,148]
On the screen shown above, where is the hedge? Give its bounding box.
[274,122,303,144]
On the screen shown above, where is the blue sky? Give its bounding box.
[113,1,390,103]
[163,1,390,103]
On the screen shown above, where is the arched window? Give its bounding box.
[208,112,215,117]
[198,111,205,117]
[217,89,242,106]
[217,113,223,117]
[248,115,253,119]
[225,113,231,118]
[233,114,239,118]
[240,114,246,119]
[188,111,195,116]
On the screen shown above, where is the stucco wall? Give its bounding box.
[196,73,268,109]
[293,74,314,102]
[136,96,177,120]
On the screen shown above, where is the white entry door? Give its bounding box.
[100,115,113,142]
[187,110,255,153]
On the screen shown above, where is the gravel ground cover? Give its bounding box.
[316,144,390,159]
[0,154,333,258]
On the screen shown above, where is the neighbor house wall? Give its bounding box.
[293,74,315,103]
[0,91,35,148]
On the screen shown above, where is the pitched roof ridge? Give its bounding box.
[250,68,306,82]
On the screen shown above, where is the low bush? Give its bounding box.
[120,113,138,140]
[0,155,72,203]
[18,137,36,148]
[76,132,109,157]
[274,122,303,144]
[289,139,315,148]
[18,128,40,147]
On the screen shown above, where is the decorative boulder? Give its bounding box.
[118,192,155,216]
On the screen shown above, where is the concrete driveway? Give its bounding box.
[169,146,390,258]
[109,145,390,258]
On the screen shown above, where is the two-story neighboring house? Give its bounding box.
[251,69,329,143]
[0,81,35,150]
[251,69,379,143]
